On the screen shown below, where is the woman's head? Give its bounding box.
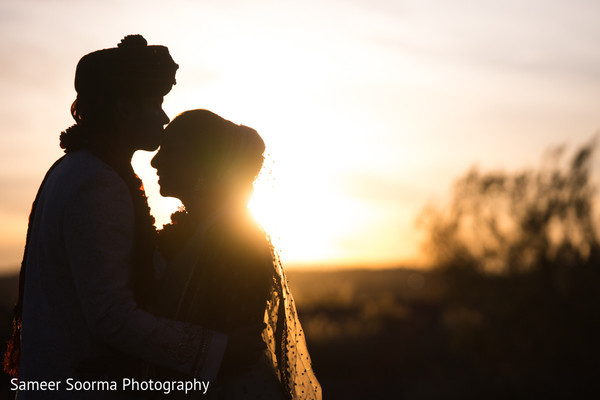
[61,35,178,154]
[152,109,265,210]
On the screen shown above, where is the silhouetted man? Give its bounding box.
[4,35,227,399]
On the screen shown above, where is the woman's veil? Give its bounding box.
[263,246,322,400]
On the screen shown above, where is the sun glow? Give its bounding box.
[131,20,418,269]
[248,163,375,266]
[134,147,375,268]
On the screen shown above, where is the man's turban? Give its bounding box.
[74,35,178,98]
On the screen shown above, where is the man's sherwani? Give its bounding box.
[17,149,226,399]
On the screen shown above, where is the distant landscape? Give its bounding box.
[2,263,598,399]
[0,266,451,399]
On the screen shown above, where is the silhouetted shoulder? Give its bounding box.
[27,150,133,238]
[207,210,272,263]
[40,150,128,205]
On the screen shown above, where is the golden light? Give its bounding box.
[248,161,377,266]
[132,26,415,269]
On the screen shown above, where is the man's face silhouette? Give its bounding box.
[119,95,170,152]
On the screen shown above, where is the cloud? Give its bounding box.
[364,0,600,86]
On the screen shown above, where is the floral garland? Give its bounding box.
[156,209,196,261]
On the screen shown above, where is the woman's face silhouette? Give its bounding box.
[151,127,197,200]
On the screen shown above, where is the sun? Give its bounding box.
[248,164,372,266]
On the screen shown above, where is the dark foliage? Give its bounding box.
[420,140,600,275]
[417,140,600,397]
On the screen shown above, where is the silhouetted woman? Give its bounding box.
[151,110,321,399]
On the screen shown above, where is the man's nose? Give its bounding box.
[151,153,160,168]
[160,109,170,125]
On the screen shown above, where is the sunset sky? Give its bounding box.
[2,0,600,272]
